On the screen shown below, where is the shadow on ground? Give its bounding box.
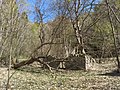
[16,65,46,74]
[98,70,120,76]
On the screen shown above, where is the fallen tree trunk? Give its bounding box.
[13,56,46,69]
[12,56,59,72]
[13,57,38,69]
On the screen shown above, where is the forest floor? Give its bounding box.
[0,61,120,90]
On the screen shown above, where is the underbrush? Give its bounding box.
[0,62,120,90]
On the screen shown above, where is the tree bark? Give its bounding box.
[13,57,38,69]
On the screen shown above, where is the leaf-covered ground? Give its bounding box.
[0,62,120,90]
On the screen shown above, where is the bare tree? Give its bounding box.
[105,0,120,72]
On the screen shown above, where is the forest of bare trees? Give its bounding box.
[0,0,120,89]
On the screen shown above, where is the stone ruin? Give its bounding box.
[42,54,96,70]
